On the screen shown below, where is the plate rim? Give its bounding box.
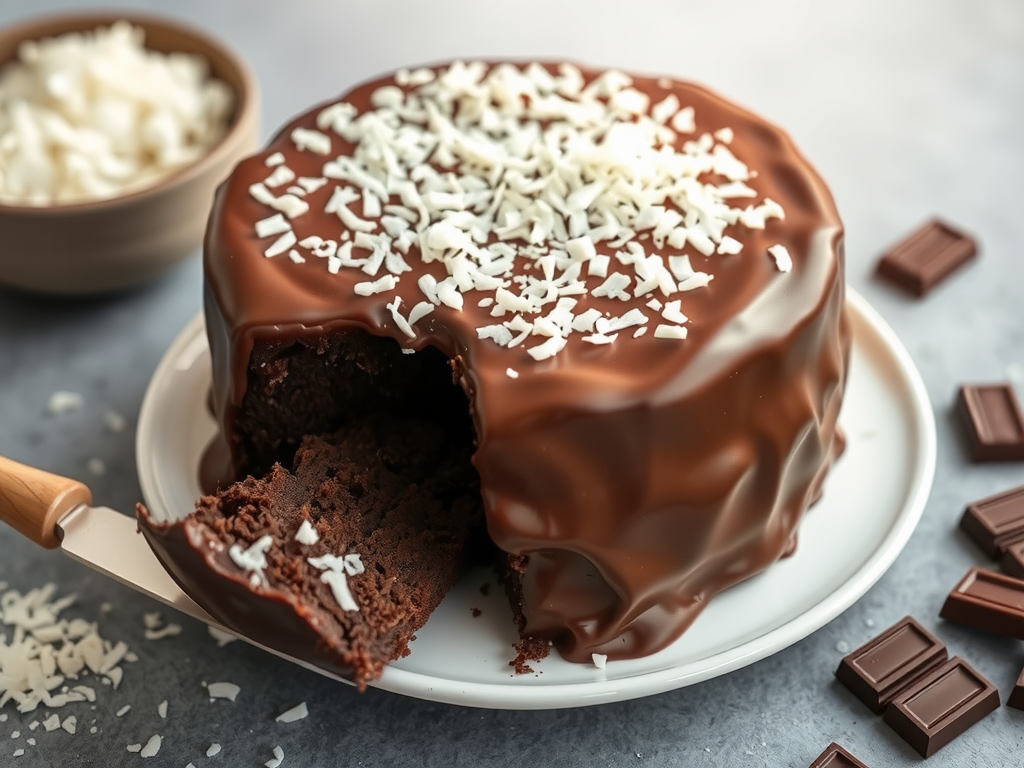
[137,287,936,709]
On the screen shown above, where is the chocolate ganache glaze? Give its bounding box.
[143,62,850,666]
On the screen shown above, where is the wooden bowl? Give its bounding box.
[0,13,260,294]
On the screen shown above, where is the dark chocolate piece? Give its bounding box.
[876,219,977,296]
[883,656,998,757]
[940,567,1024,639]
[835,616,947,714]
[960,484,1024,556]
[1007,666,1024,710]
[1000,539,1024,580]
[957,385,1024,462]
[807,741,871,768]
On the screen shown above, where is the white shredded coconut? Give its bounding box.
[157,700,167,719]
[275,702,309,723]
[207,682,240,702]
[245,62,787,362]
[207,626,237,647]
[103,411,126,433]
[592,653,607,669]
[139,734,161,758]
[308,554,364,612]
[506,368,519,379]
[768,244,793,273]
[228,536,274,586]
[207,743,222,757]
[294,520,320,546]
[265,745,285,768]
[0,22,233,206]
[46,392,83,415]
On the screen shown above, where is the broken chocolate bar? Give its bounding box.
[960,484,1024,556]
[875,219,977,296]
[957,384,1024,462]
[1007,666,1024,710]
[835,616,947,714]
[807,741,871,768]
[1000,539,1024,580]
[940,567,1024,639]
[883,656,998,758]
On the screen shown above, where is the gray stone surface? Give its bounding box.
[1,0,1023,765]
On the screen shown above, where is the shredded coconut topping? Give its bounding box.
[248,62,789,363]
[307,554,365,612]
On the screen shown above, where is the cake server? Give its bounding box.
[0,454,221,626]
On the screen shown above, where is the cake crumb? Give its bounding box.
[471,608,482,618]
[479,583,490,596]
[510,636,551,674]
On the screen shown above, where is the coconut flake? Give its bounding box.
[768,244,792,273]
[46,392,83,415]
[207,682,240,702]
[206,743,222,757]
[207,626,237,647]
[275,702,308,723]
[265,745,286,768]
[654,325,689,340]
[294,520,319,546]
[291,127,332,155]
[255,213,292,239]
[228,536,273,586]
[592,653,608,669]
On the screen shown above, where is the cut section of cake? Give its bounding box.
[139,410,482,689]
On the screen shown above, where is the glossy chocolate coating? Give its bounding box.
[187,63,848,663]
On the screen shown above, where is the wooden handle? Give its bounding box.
[0,456,92,549]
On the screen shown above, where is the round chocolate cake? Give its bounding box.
[140,61,849,685]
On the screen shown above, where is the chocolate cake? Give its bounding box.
[140,61,850,681]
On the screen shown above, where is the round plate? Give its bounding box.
[137,289,935,709]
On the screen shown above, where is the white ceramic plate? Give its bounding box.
[138,289,935,709]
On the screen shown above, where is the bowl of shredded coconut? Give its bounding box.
[0,13,259,294]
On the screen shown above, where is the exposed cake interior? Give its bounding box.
[141,332,485,688]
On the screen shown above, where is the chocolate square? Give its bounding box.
[807,741,871,768]
[957,385,1024,462]
[883,656,999,757]
[940,567,1024,639]
[835,616,947,714]
[876,219,977,296]
[960,484,1024,556]
[1000,539,1024,580]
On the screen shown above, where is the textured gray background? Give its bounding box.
[1,0,1023,765]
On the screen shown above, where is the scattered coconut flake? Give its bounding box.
[291,127,332,155]
[275,702,308,724]
[127,743,142,753]
[103,412,126,433]
[265,745,285,768]
[41,715,60,732]
[26,738,35,746]
[116,705,131,717]
[767,244,792,273]
[143,624,181,641]
[255,213,292,239]
[662,301,688,325]
[506,368,519,379]
[61,716,76,734]
[294,520,319,546]
[240,62,790,365]
[207,626,237,647]
[228,536,273,586]
[207,682,240,702]
[592,653,607,670]
[157,700,167,719]
[354,275,398,296]
[11,730,20,738]
[46,392,83,415]
[264,165,296,188]
[265,152,285,167]
[139,734,161,758]
[86,458,105,477]
[207,743,222,757]
[12,749,24,757]
[264,231,297,259]
[654,325,689,340]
